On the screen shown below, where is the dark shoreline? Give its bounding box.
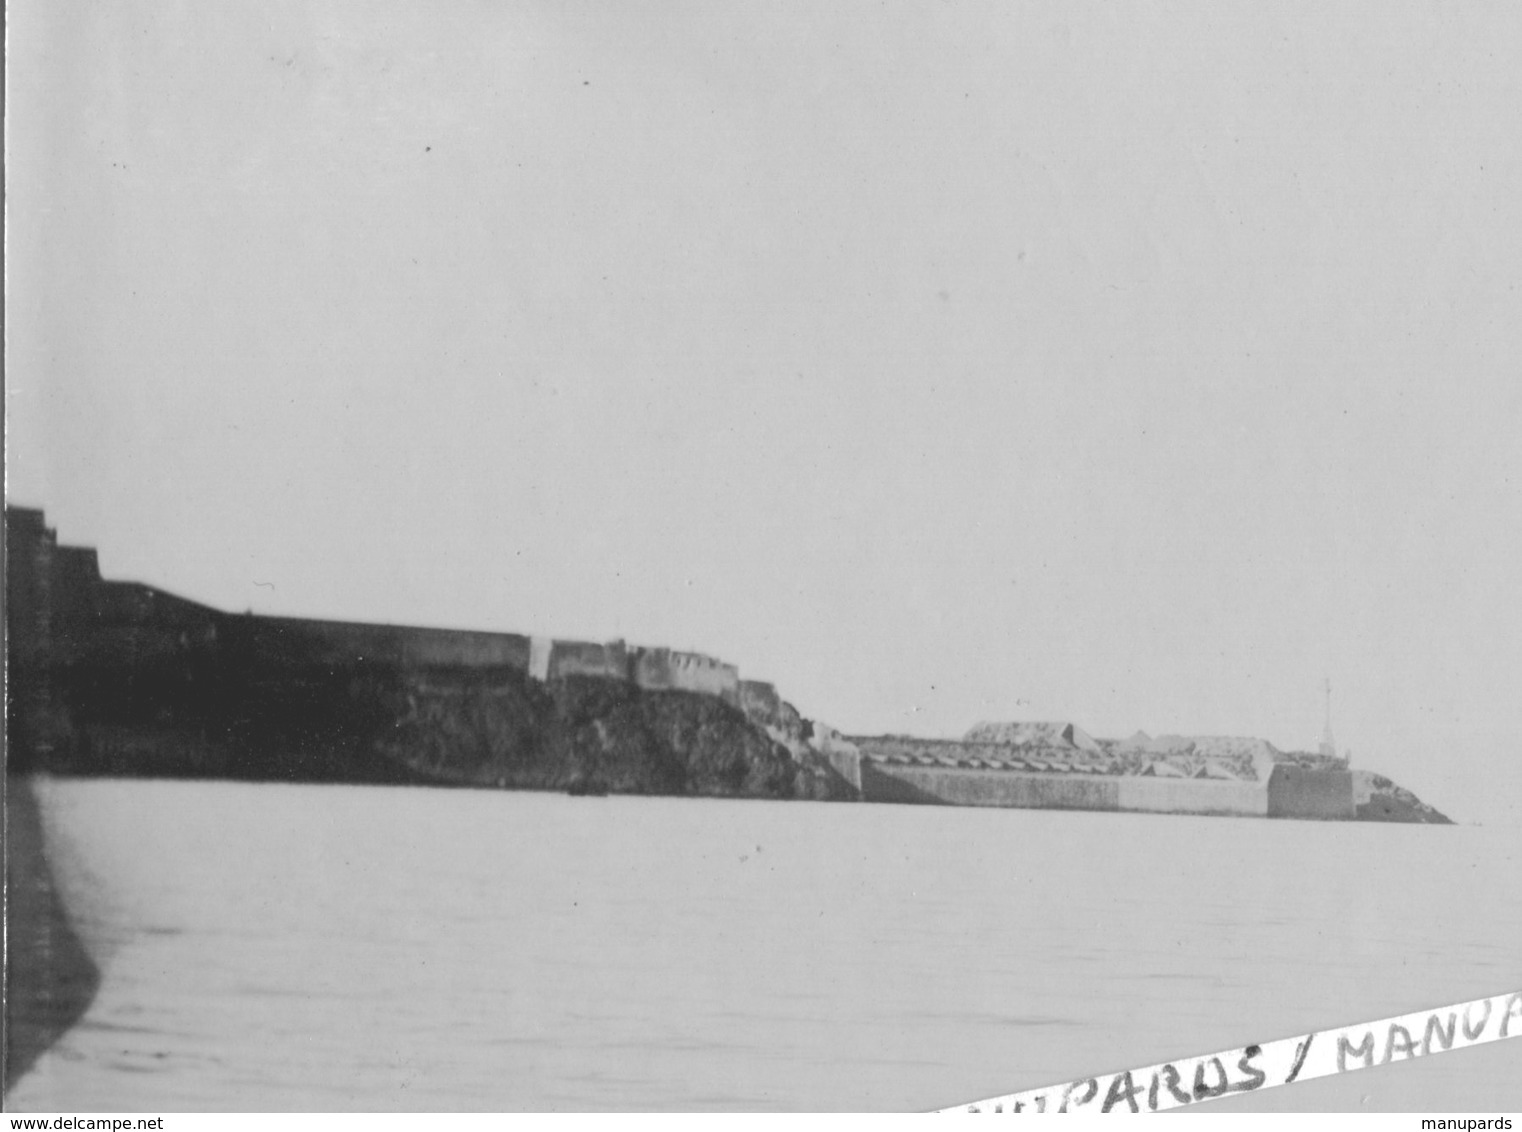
[4,773,101,1099]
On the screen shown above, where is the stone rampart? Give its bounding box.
[232,615,532,671]
[862,761,1272,817]
[821,747,863,792]
[631,647,740,701]
[528,636,552,681]
[1115,776,1268,816]
[547,639,629,681]
[860,762,1120,810]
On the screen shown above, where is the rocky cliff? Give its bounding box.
[371,667,854,800]
[13,652,855,803]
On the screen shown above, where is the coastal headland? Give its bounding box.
[5,507,1448,823]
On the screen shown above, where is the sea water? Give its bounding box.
[8,776,1521,1112]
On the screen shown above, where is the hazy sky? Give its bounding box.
[8,2,1521,825]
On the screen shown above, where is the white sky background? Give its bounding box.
[7,2,1521,826]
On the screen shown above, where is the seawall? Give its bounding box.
[1116,775,1268,817]
[860,762,1119,810]
[859,758,1363,821]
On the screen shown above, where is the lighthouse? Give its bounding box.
[1318,677,1343,763]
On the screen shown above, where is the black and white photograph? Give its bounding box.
[5,0,1521,1114]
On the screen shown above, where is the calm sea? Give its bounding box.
[9,776,1521,1112]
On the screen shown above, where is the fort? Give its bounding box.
[4,507,1449,822]
[4,507,852,800]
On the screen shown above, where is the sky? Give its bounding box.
[7,2,1521,826]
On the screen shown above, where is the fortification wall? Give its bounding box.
[631,647,740,700]
[528,637,552,681]
[1268,765,1356,820]
[861,759,1270,816]
[860,763,1120,810]
[547,639,628,681]
[821,748,863,792]
[232,616,532,671]
[51,548,103,619]
[6,509,54,669]
[1116,776,1267,816]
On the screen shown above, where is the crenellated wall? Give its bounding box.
[630,646,740,702]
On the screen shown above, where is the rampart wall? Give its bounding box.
[8,510,761,721]
[860,762,1120,810]
[7,509,54,667]
[631,647,740,701]
[862,761,1296,818]
[6,510,56,750]
[1115,776,1267,816]
[528,637,552,681]
[547,639,629,681]
[821,748,863,792]
[230,615,533,671]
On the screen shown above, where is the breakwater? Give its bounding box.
[849,736,1442,823]
[856,758,1354,821]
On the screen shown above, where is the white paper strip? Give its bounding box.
[939,989,1522,1112]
